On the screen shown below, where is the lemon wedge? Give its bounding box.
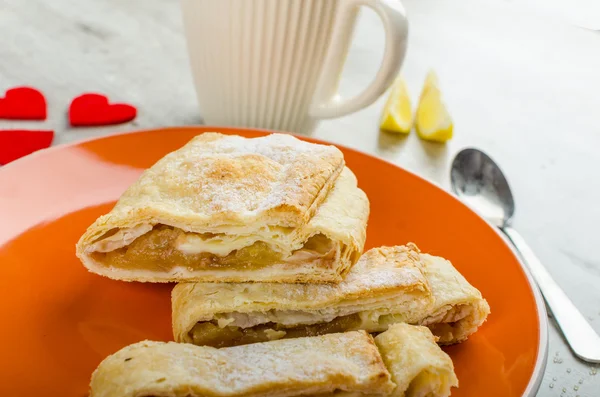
[415,71,453,142]
[379,77,413,134]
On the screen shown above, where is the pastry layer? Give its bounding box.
[91,228,337,273]
[76,133,369,283]
[418,253,491,344]
[90,325,458,397]
[172,244,490,346]
[374,323,458,397]
[89,331,395,397]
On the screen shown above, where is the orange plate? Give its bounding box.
[0,127,546,396]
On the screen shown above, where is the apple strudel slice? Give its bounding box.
[172,244,490,347]
[76,132,369,283]
[89,325,458,397]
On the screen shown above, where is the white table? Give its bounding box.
[1,0,599,395]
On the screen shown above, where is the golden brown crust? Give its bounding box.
[89,326,458,397]
[418,254,491,344]
[172,244,434,343]
[89,331,395,397]
[76,133,370,283]
[87,132,345,231]
[172,244,489,345]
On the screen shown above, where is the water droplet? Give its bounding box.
[553,356,564,363]
[578,378,583,384]
[553,377,557,381]
[567,368,572,373]
[591,367,598,375]
[562,387,567,393]
[555,351,560,356]
[549,383,554,388]
[574,385,579,391]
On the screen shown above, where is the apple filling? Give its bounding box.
[188,305,472,348]
[90,225,336,272]
[419,304,473,344]
[189,314,364,348]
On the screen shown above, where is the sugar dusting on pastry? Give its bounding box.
[181,133,344,214]
[207,133,341,160]
[132,132,345,218]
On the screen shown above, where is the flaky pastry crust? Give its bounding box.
[172,244,489,345]
[76,133,369,283]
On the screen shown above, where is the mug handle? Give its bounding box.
[309,0,408,119]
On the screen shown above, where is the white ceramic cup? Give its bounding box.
[181,0,408,133]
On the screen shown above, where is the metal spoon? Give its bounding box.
[450,148,600,363]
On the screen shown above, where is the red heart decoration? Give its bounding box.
[69,93,137,127]
[0,130,54,165]
[0,87,47,120]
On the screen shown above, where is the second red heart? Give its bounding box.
[69,93,137,127]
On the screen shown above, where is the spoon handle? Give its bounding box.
[502,226,600,363]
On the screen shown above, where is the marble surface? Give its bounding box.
[1,0,599,395]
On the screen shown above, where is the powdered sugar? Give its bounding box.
[193,133,339,162]
[124,132,345,224]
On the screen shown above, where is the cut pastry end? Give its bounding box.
[375,323,459,397]
[80,224,350,283]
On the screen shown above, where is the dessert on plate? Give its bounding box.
[78,132,489,397]
[89,324,458,397]
[76,133,369,283]
[172,244,490,347]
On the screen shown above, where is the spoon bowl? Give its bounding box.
[450,148,514,228]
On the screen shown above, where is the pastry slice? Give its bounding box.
[172,244,489,347]
[76,132,369,283]
[89,326,458,397]
[375,323,458,397]
[418,253,491,344]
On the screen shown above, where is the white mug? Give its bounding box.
[181,0,408,133]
